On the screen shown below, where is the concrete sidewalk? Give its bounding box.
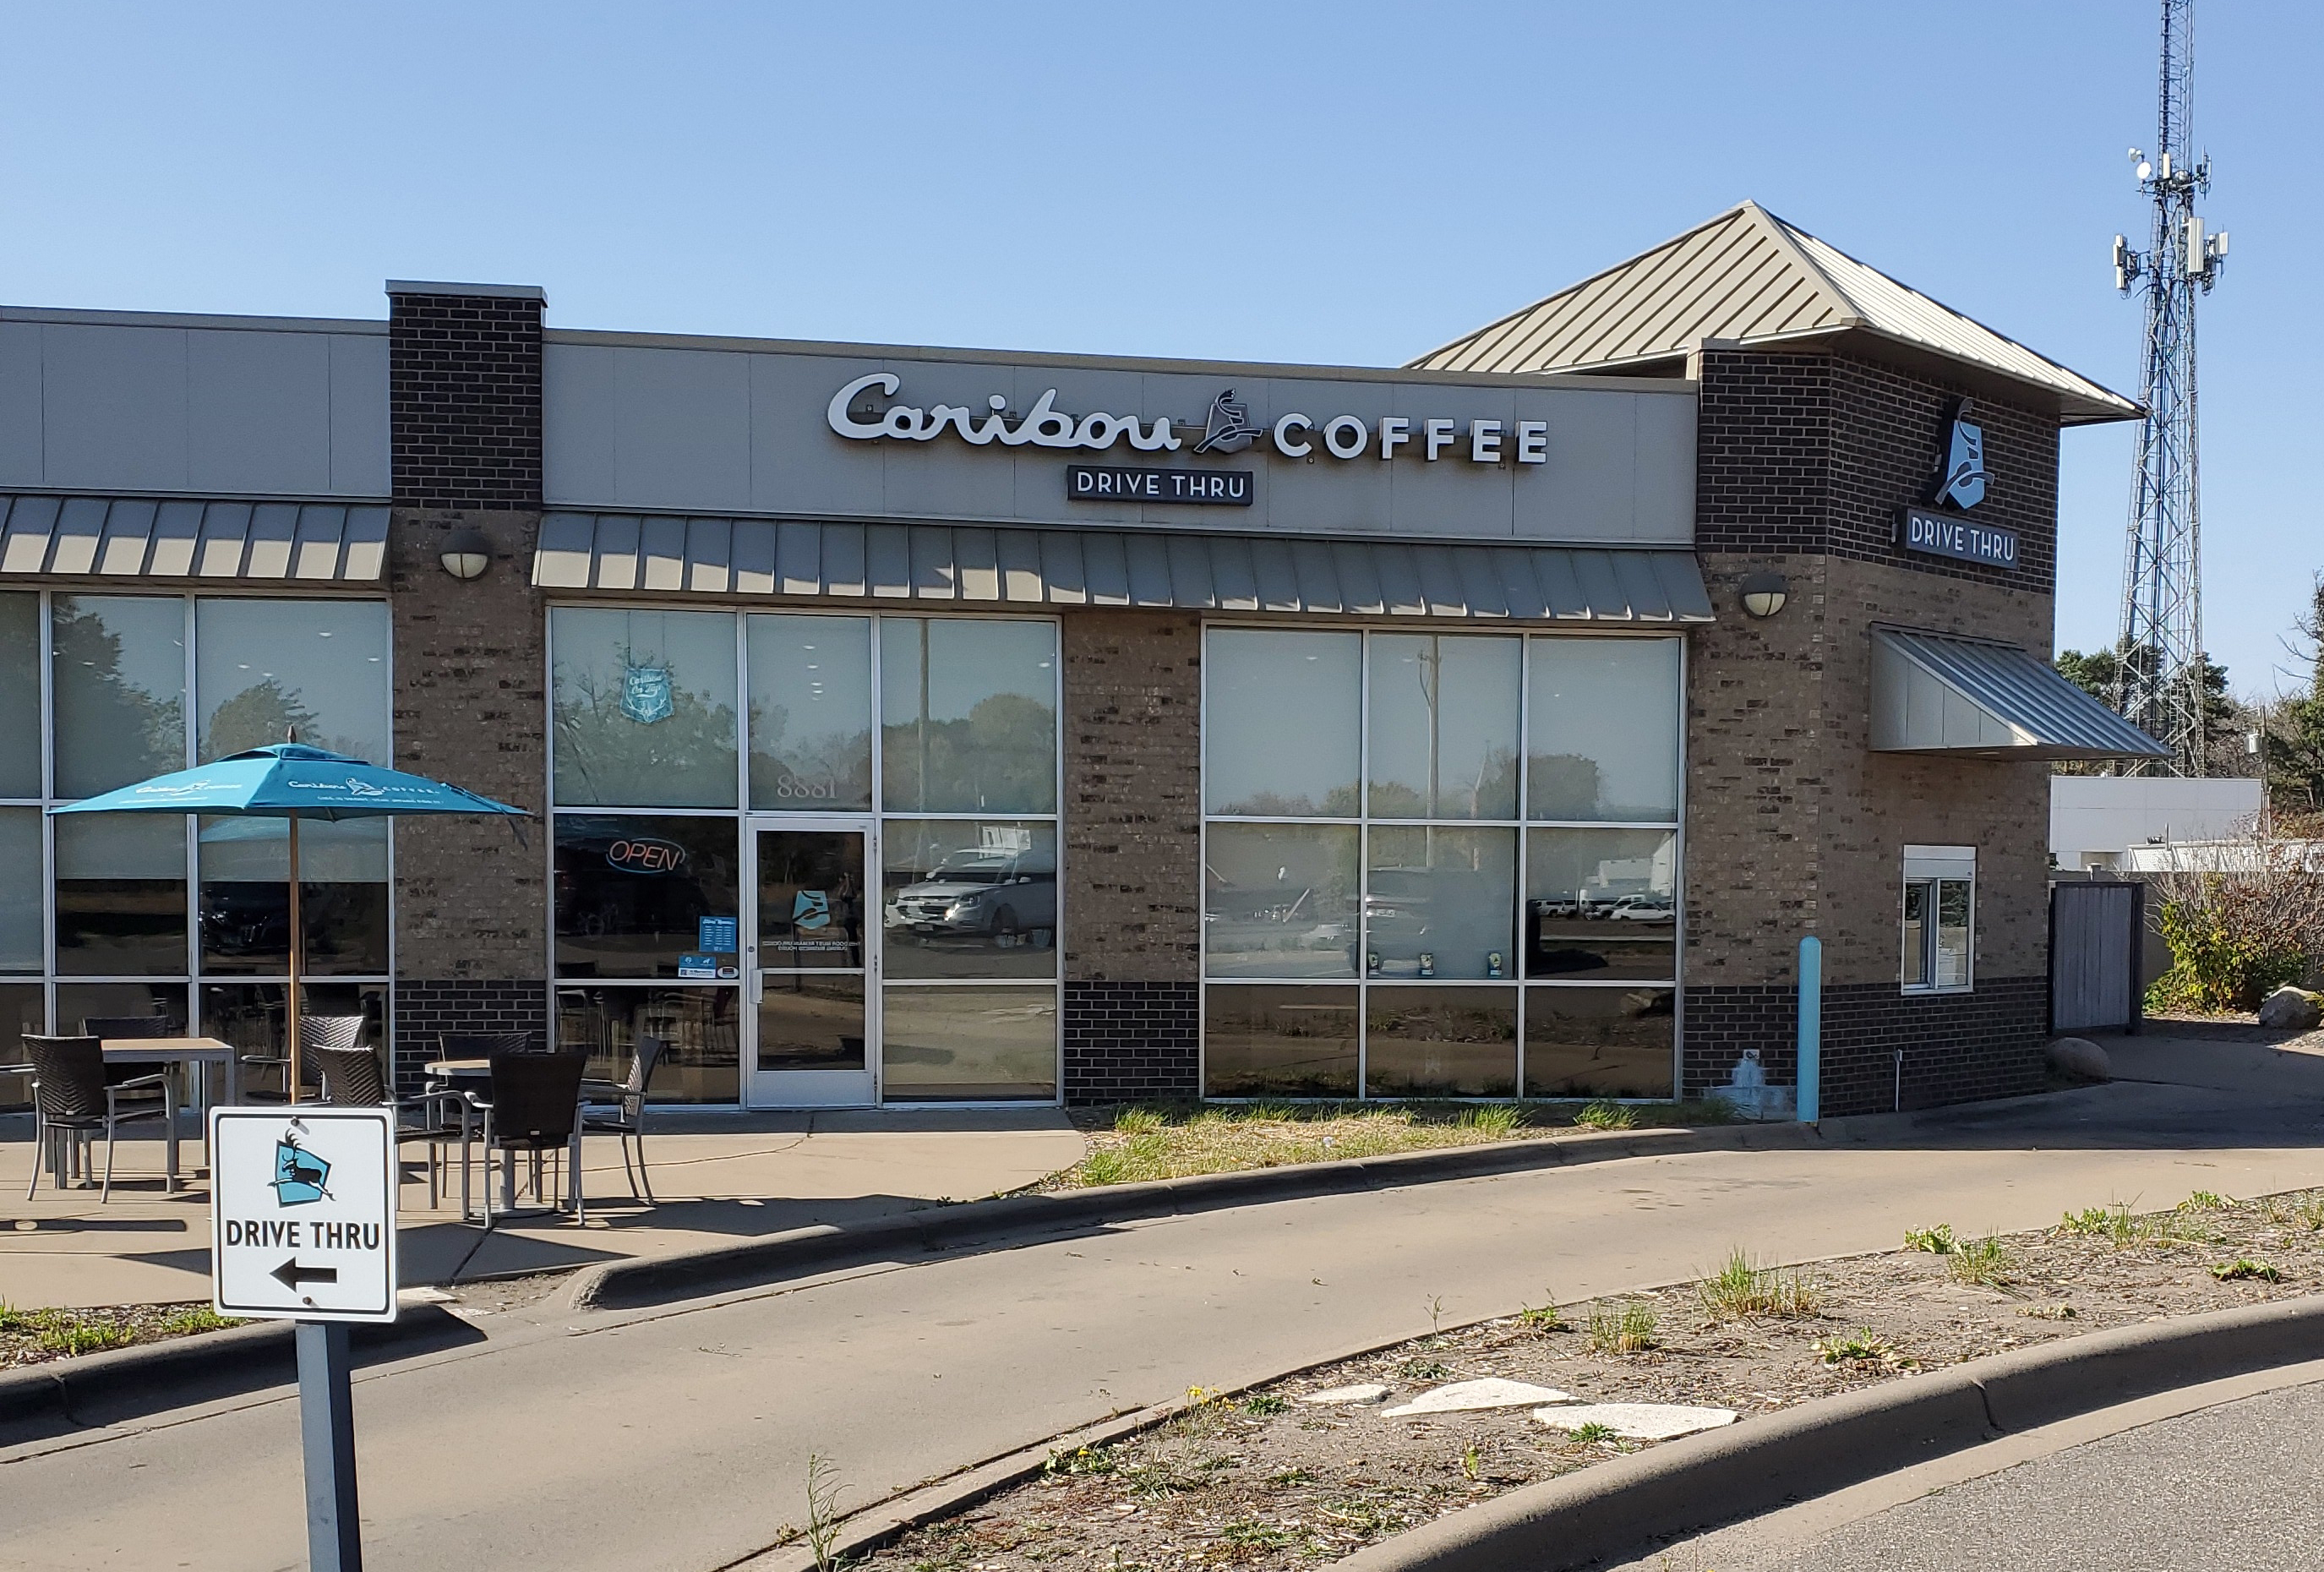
[0,1107,1086,1307]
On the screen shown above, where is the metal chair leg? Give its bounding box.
[25,1116,41,1201]
[101,1117,116,1203]
[636,1130,655,1206]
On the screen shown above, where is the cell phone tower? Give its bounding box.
[2111,0,2228,775]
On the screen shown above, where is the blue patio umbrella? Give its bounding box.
[50,743,527,1102]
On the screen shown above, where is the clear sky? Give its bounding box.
[3,2,2315,692]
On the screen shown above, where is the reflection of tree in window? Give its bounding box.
[206,678,333,758]
[749,697,872,807]
[881,692,1056,813]
[52,601,183,794]
[555,663,738,806]
[1524,754,1604,821]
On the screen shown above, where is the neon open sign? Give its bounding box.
[605,838,688,874]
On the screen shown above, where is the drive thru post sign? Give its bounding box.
[211,1106,398,1572]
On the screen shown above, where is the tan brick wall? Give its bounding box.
[1061,609,1202,984]
[388,509,548,980]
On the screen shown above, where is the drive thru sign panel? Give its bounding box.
[211,1107,399,1324]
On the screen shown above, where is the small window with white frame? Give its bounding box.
[1901,846,1975,992]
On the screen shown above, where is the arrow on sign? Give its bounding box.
[271,1258,341,1291]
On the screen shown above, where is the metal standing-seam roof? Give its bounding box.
[0,493,389,582]
[1412,202,2140,426]
[1870,626,2170,762]
[532,512,1714,625]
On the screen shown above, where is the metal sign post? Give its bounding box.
[210,1106,399,1571]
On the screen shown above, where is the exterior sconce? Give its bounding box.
[1738,571,1789,619]
[439,527,491,581]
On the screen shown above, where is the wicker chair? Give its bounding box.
[310,1044,472,1214]
[22,1035,173,1201]
[581,1035,668,1204]
[463,1050,590,1230]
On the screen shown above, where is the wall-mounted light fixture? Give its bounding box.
[439,527,491,581]
[1738,570,1789,619]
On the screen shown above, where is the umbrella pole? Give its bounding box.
[287,816,304,1105]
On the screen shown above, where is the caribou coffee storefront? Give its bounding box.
[0,205,2163,1116]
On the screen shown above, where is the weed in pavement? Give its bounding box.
[1698,1247,1819,1320]
[1903,1223,1957,1254]
[1946,1234,2016,1288]
[1572,1100,1637,1131]
[1585,1300,1658,1354]
[804,1454,846,1572]
[1516,1295,1567,1335]
[1567,1422,1618,1444]
[1241,1395,1289,1416]
[1398,1357,1451,1380]
[1814,1329,1913,1369]
[2210,1258,2281,1282]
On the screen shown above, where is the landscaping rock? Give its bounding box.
[2257,986,2324,1031]
[2047,1036,2113,1082]
[1299,1383,1390,1406]
[1380,1378,1574,1417]
[1534,1401,1740,1440]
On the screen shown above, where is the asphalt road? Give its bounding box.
[1617,1377,2324,1572]
[7,1050,2324,1572]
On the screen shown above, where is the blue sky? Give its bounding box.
[2,2,2315,691]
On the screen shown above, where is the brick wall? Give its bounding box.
[387,282,550,1065]
[1058,609,1203,1102]
[1063,980,1199,1104]
[1682,348,2060,1109]
[391,979,547,1094]
[1684,977,2048,1116]
[388,285,545,510]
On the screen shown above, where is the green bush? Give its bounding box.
[2146,892,2310,1015]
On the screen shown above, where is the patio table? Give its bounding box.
[99,1038,240,1191]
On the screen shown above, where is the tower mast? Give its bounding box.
[2111,0,2227,775]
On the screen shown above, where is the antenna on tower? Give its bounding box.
[2110,0,2228,776]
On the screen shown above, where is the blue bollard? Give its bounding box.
[1797,935,1822,1124]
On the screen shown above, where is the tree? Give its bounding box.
[2053,641,2243,775]
[2262,573,2324,815]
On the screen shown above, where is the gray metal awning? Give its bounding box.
[1870,627,2170,762]
[531,513,1714,624]
[0,494,389,583]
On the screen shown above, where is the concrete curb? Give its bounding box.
[0,1305,484,1446]
[1332,1295,2324,1572]
[564,1121,1824,1313]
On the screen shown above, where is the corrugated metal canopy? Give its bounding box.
[0,494,388,582]
[532,512,1715,624]
[1870,627,2170,762]
[1412,203,2140,426]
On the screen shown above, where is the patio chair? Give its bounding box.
[22,1035,174,1202]
[581,1034,668,1205]
[241,1013,367,1102]
[464,1049,590,1231]
[311,1044,472,1214]
[439,1030,541,1058]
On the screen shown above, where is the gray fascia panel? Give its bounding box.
[1870,627,2171,761]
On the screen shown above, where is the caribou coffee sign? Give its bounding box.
[826,374,1551,478]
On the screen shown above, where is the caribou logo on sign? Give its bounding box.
[271,1133,333,1206]
[1931,401,1989,510]
[1192,390,1262,456]
[793,889,832,931]
[620,663,674,725]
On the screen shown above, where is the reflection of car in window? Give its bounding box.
[885,849,1056,942]
[1606,894,1675,923]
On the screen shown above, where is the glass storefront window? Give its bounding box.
[557,983,740,1104]
[52,595,185,800]
[881,984,1057,1101]
[1525,638,1681,821]
[1367,635,1519,820]
[881,820,1056,980]
[198,816,390,975]
[758,975,865,1073]
[56,981,191,1038]
[551,607,739,808]
[0,807,41,972]
[1203,822,1359,980]
[0,982,41,1109]
[1364,826,1516,980]
[1204,629,1360,816]
[1365,986,1518,1099]
[199,981,384,1060]
[197,599,390,763]
[0,592,38,798]
[880,618,1056,814]
[554,815,740,980]
[749,614,872,811]
[1525,828,1678,981]
[1522,986,1675,1100]
[1204,985,1360,1099]
[55,812,188,976]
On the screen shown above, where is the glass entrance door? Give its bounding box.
[747,818,875,1107]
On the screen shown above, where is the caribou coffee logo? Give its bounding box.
[1930,401,1989,510]
[827,373,1551,467]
